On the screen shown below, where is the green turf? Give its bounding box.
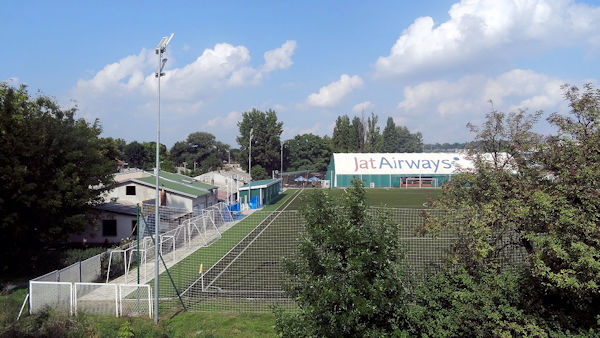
[154,188,447,312]
[151,189,302,299]
[285,188,441,210]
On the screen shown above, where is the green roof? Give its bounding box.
[158,171,216,190]
[240,178,281,189]
[136,173,215,198]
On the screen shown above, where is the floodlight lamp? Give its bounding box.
[155,33,175,54]
[155,37,167,53]
[164,33,174,48]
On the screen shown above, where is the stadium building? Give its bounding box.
[325,153,475,188]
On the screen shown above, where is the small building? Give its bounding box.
[238,178,282,208]
[325,153,476,188]
[104,171,218,211]
[70,202,138,244]
[194,168,250,204]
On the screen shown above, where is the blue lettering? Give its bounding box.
[406,160,420,169]
[442,159,451,169]
[422,160,432,170]
[432,160,440,173]
[379,157,393,169]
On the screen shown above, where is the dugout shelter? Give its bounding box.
[238,178,282,208]
[325,153,475,188]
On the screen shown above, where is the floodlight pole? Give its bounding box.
[248,128,253,206]
[280,141,285,178]
[154,33,173,325]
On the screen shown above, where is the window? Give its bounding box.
[126,186,136,195]
[131,220,137,236]
[102,220,117,237]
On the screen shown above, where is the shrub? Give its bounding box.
[275,179,410,337]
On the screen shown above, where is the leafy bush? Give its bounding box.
[275,179,410,337]
[406,266,546,337]
[60,247,105,267]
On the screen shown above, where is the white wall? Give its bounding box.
[104,181,218,212]
[104,182,193,210]
[70,211,137,244]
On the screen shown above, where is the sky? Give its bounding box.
[2,0,600,148]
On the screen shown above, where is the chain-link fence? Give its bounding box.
[74,283,119,316]
[27,202,527,317]
[29,281,73,315]
[157,206,527,313]
[30,281,151,318]
[30,254,103,284]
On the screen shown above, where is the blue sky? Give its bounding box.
[2,0,599,148]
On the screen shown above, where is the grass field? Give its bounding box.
[1,188,446,335]
[154,190,304,309]
[285,187,441,210]
[151,187,451,313]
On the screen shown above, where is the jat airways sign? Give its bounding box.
[332,153,474,175]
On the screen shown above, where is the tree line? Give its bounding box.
[238,110,424,179]
[0,82,422,274]
[110,109,424,180]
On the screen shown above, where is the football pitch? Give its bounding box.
[159,188,449,312]
[284,187,442,210]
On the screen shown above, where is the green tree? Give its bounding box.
[169,132,229,175]
[275,179,410,336]
[124,141,149,168]
[424,84,600,331]
[0,83,118,272]
[123,141,170,171]
[331,115,353,152]
[350,116,365,152]
[250,164,269,180]
[382,117,399,152]
[236,108,283,175]
[284,134,332,172]
[382,117,422,152]
[365,112,383,152]
[103,137,126,160]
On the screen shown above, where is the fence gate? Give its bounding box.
[29,282,151,318]
[29,281,73,315]
[74,283,119,316]
[119,284,152,318]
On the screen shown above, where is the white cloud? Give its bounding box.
[283,122,327,140]
[375,0,600,77]
[397,69,564,117]
[272,103,286,112]
[263,40,297,72]
[390,69,581,143]
[74,49,154,95]
[352,101,373,113]
[73,41,296,102]
[306,74,364,107]
[204,111,242,129]
[5,77,20,85]
[300,122,322,135]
